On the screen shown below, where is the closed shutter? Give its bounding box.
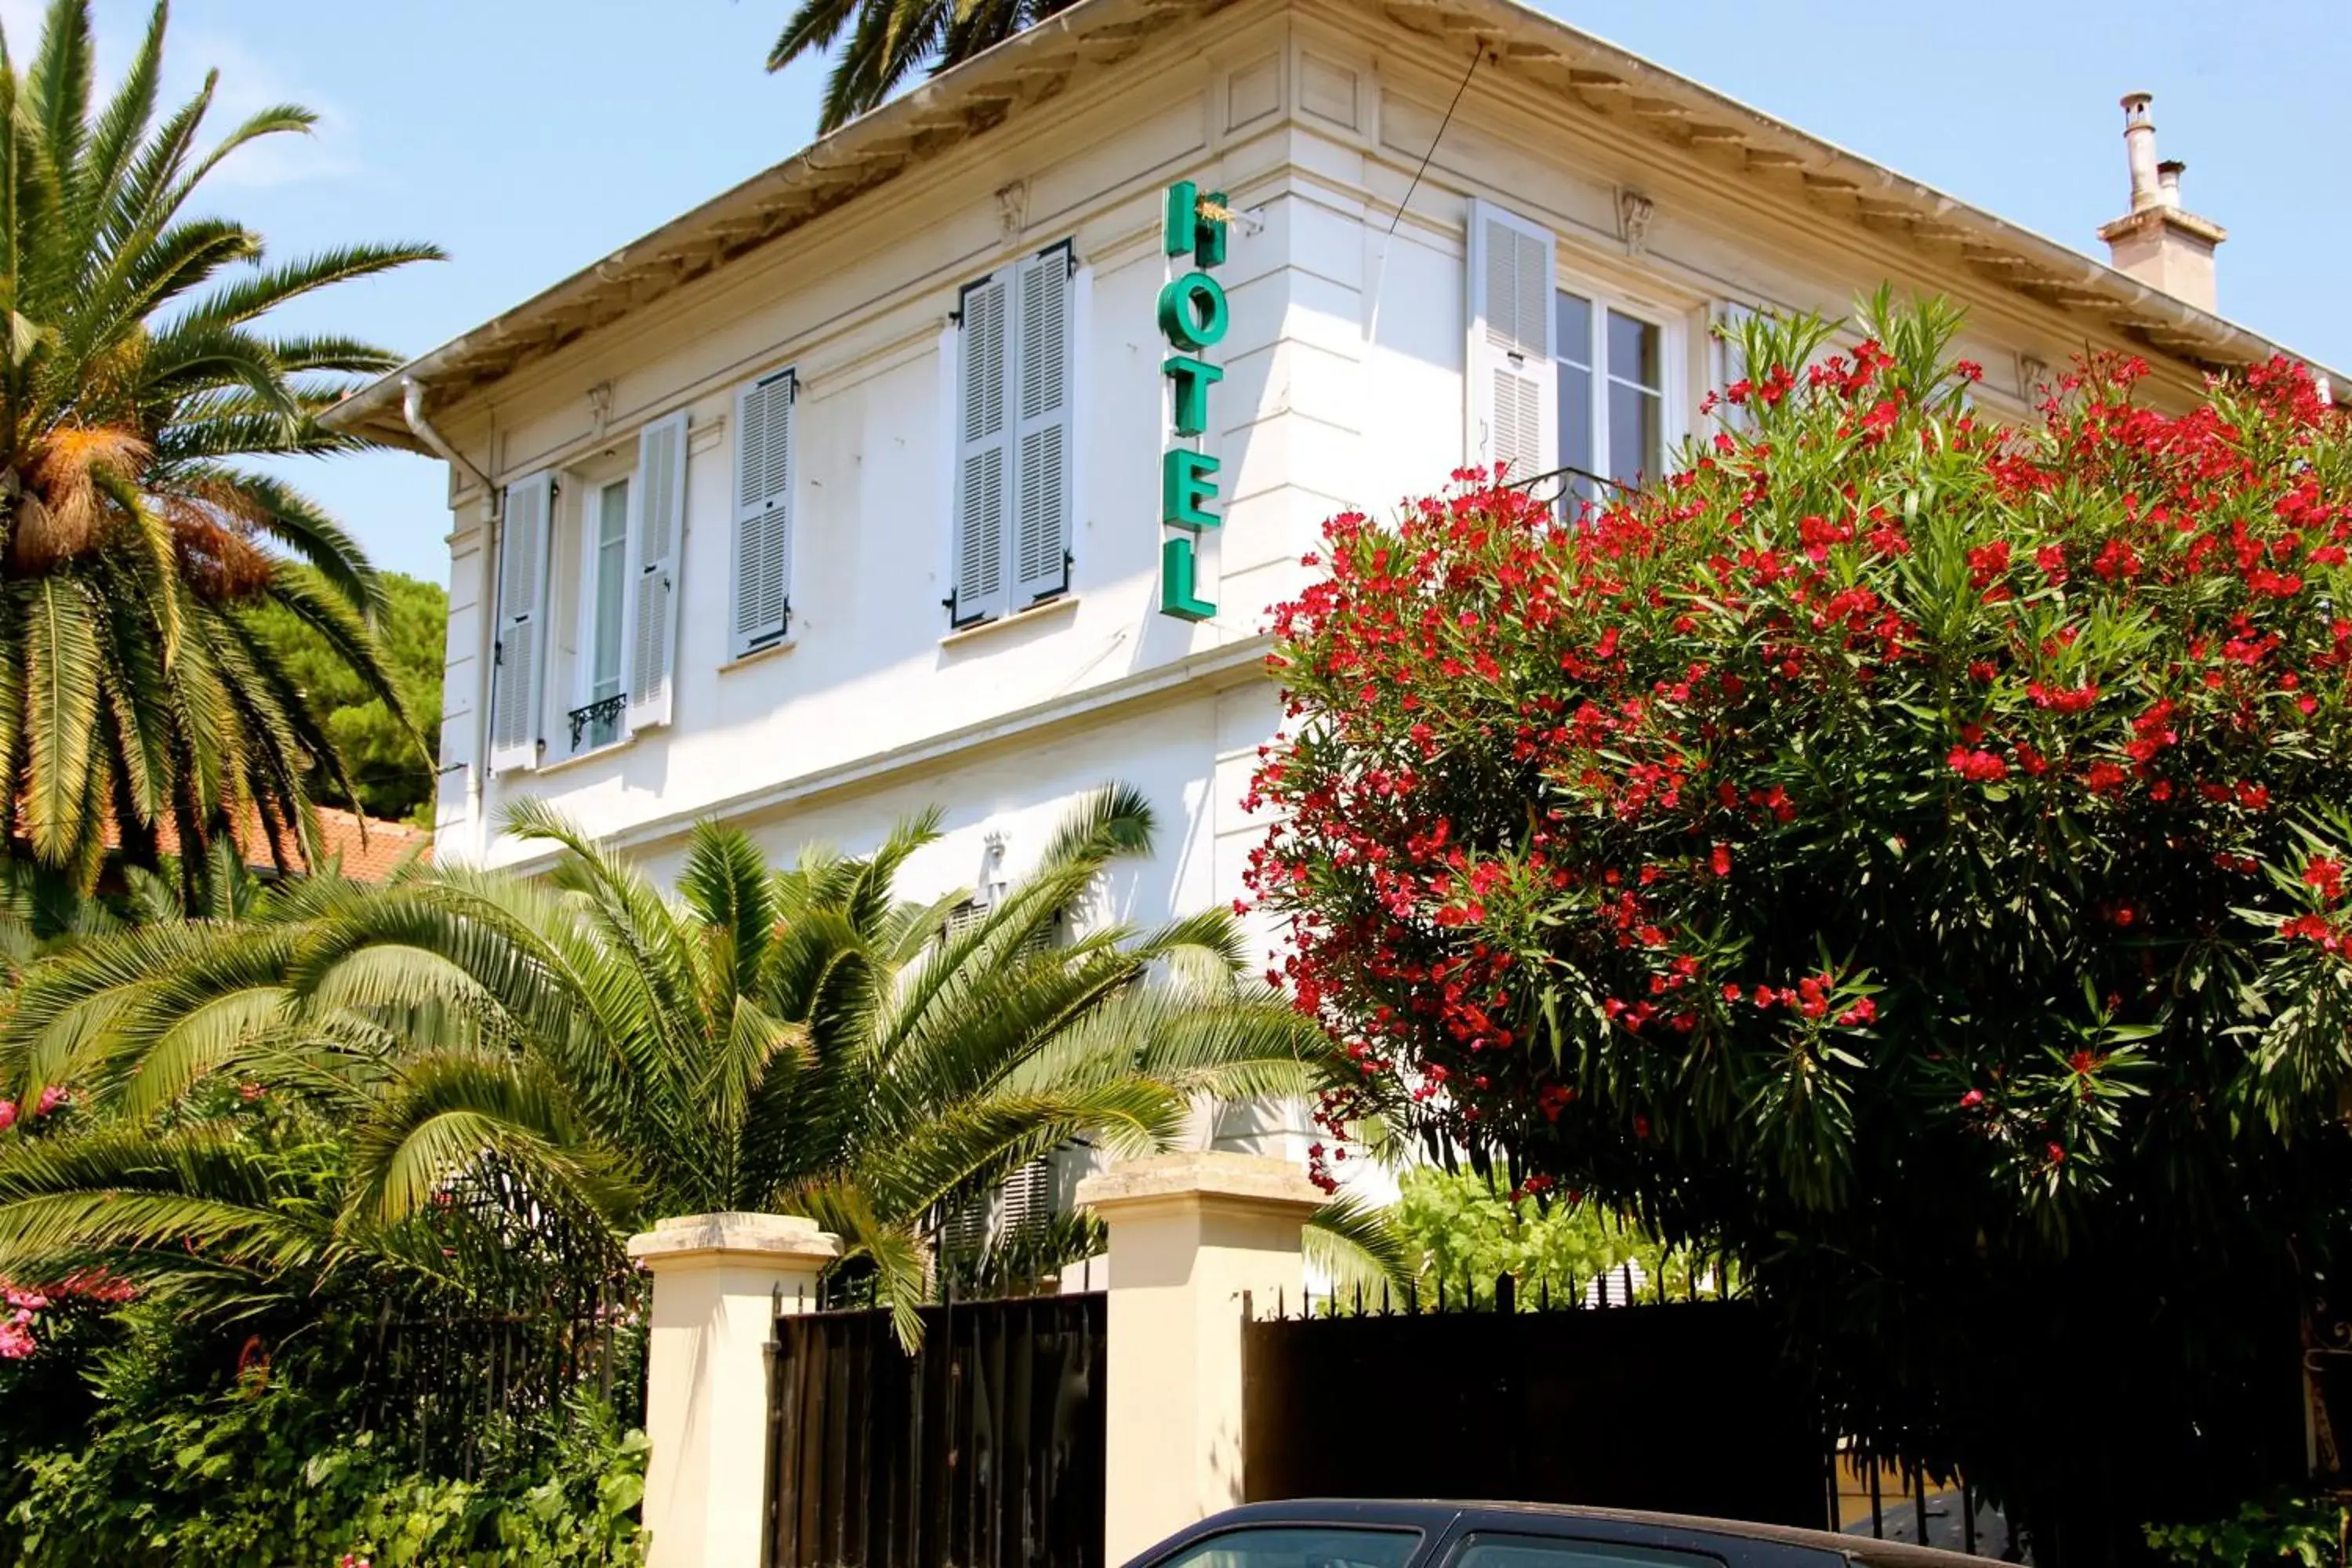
[1467,199,1555,484]
[488,471,553,773]
[627,412,688,728]
[1011,248,1072,604]
[999,1156,1058,1233]
[953,273,1012,624]
[731,369,793,655]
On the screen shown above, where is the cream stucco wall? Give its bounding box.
[420,0,2216,940]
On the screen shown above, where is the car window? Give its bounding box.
[1446,1536,1726,1568]
[1154,1525,1424,1568]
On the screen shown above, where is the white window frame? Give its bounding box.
[1554,281,1682,506]
[568,471,636,757]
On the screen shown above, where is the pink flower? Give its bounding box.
[0,1101,14,1133]
[0,1317,35,1360]
[33,1086,65,1117]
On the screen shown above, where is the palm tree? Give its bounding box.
[0,0,441,887]
[769,0,1080,134]
[0,786,1397,1345]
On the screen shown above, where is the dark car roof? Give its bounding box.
[1160,1500,1982,1568]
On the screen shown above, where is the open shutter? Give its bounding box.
[731,369,793,655]
[952,273,1011,624]
[1466,199,1555,484]
[488,471,552,773]
[1011,247,1072,604]
[627,412,687,728]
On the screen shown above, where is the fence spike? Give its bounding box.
[1495,1272,1515,1316]
[1436,1276,1446,1313]
[1381,1279,1392,1316]
[1406,1279,1418,1316]
[1277,1285,1285,1321]
[1353,1281,1363,1319]
[1540,1276,1551,1312]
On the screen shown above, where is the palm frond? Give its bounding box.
[1301,1193,1411,1289]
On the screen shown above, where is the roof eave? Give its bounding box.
[331,0,2341,456]
[324,0,1183,451]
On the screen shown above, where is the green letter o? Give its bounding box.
[1157,272,1230,351]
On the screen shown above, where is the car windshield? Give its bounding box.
[1155,1525,1423,1568]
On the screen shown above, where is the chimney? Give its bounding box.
[2097,92,2227,313]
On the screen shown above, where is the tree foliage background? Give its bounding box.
[246,572,445,826]
[1249,298,2352,1564]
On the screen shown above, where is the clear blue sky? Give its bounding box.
[33,0,2348,585]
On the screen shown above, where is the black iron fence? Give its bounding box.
[351,1272,647,1480]
[1246,1268,2022,1559]
[1243,1269,1821,1528]
[766,1290,1107,1568]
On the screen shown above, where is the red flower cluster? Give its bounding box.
[1249,302,2352,1191]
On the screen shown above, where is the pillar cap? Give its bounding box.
[626,1210,843,1269]
[1076,1151,1327,1219]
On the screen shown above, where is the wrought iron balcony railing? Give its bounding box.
[567,693,626,749]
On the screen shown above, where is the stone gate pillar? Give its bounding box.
[628,1212,840,1568]
[1077,1152,1326,1563]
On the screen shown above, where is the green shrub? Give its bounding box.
[2147,1494,2350,1568]
[2,1356,646,1567]
[1388,1165,1725,1305]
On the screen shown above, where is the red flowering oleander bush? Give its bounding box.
[1248,297,2352,1559]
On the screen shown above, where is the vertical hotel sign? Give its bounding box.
[1159,180,1228,621]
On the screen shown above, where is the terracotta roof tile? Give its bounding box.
[105,805,433,884]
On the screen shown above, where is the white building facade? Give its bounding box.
[329,0,2321,1178]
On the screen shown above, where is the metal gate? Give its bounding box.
[765,1292,1106,1568]
[1242,1277,1820,1528]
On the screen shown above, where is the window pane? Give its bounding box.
[1606,310,1660,390]
[1156,1526,1421,1568]
[586,479,630,747]
[1558,356,1595,485]
[1450,1535,1723,1568]
[592,481,629,696]
[1555,289,1592,368]
[1607,382,1661,486]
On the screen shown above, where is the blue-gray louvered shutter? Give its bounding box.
[488,470,553,772]
[731,369,793,655]
[1468,198,1555,483]
[953,274,1011,623]
[627,411,687,727]
[1011,248,1072,604]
